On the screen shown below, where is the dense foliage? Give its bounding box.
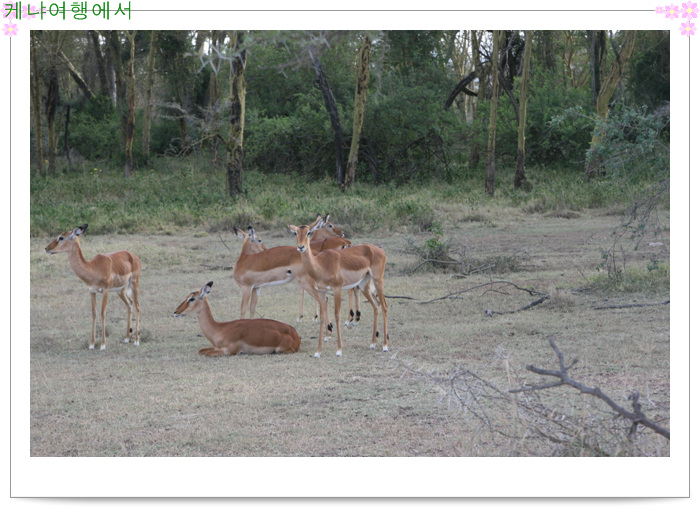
[31,30,670,199]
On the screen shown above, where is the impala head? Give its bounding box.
[45,224,88,255]
[288,220,323,253]
[234,226,265,254]
[173,281,213,317]
[316,213,346,238]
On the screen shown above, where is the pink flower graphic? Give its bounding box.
[656,6,666,13]
[22,4,38,20]
[2,22,18,37]
[666,3,680,18]
[679,21,697,34]
[682,2,699,18]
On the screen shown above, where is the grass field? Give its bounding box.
[29,207,671,457]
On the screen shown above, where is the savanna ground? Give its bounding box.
[29,202,671,457]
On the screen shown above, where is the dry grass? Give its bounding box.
[29,210,670,456]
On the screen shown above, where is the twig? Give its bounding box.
[202,264,233,270]
[409,258,463,273]
[421,280,545,305]
[219,234,232,251]
[594,300,669,310]
[486,295,550,316]
[510,337,670,440]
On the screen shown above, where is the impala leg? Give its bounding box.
[323,295,332,342]
[344,289,354,327]
[250,287,261,318]
[333,288,343,357]
[361,285,380,350]
[199,346,216,355]
[297,288,305,322]
[131,277,141,346]
[240,287,252,319]
[353,287,361,326]
[118,289,132,344]
[99,290,109,350]
[310,289,325,358]
[374,279,389,352]
[89,292,97,350]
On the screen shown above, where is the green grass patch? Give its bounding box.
[30,156,665,238]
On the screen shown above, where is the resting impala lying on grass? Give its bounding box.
[173,281,301,356]
[44,223,141,350]
[288,218,389,358]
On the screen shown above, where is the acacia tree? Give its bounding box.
[514,30,533,190]
[31,31,44,176]
[124,30,137,178]
[344,34,371,190]
[311,41,345,188]
[585,30,636,179]
[485,30,502,196]
[142,30,159,158]
[225,30,248,197]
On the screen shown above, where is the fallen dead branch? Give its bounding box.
[420,280,545,305]
[202,264,233,270]
[594,300,669,310]
[510,337,670,440]
[486,295,550,316]
[384,351,663,456]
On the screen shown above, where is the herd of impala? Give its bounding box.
[44,214,389,358]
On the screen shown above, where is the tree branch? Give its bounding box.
[510,337,670,440]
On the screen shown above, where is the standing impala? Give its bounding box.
[44,223,141,350]
[173,281,300,356]
[288,218,389,357]
[232,217,356,327]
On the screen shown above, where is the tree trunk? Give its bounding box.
[89,30,110,97]
[344,35,371,191]
[45,69,59,174]
[124,31,136,178]
[58,49,95,100]
[514,30,533,191]
[142,30,159,157]
[225,31,248,197]
[587,30,607,107]
[106,30,126,108]
[485,30,501,196]
[312,50,344,188]
[31,31,44,176]
[585,30,636,180]
[470,30,485,170]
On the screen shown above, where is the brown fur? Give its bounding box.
[173,282,300,356]
[45,224,141,350]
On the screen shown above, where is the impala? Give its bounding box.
[44,223,141,350]
[232,217,357,327]
[288,218,389,357]
[173,281,300,356]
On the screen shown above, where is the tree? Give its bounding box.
[124,30,137,177]
[142,30,159,157]
[31,31,44,176]
[585,30,636,179]
[88,30,110,97]
[225,31,248,197]
[485,30,502,196]
[514,30,533,190]
[344,34,371,190]
[311,41,345,188]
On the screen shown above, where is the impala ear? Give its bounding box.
[323,214,331,223]
[200,282,213,297]
[70,224,87,239]
[288,225,298,236]
[234,227,247,240]
[248,226,256,240]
